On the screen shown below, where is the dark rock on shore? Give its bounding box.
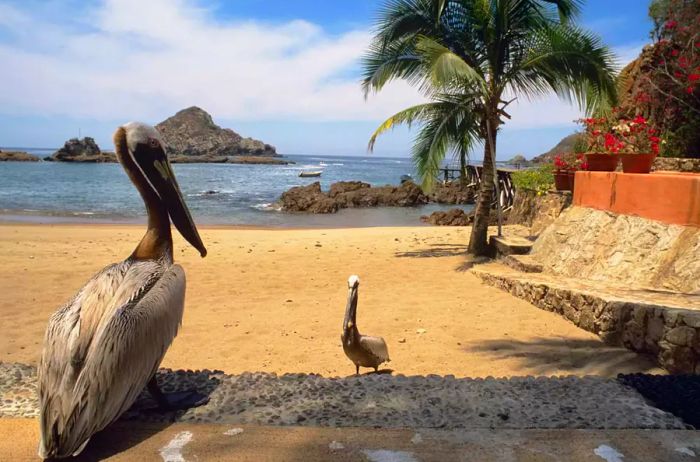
[421,208,506,226]
[0,150,40,162]
[46,137,117,162]
[156,106,278,158]
[429,181,476,205]
[278,181,428,214]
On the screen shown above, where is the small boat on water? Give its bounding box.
[299,171,322,178]
[400,174,413,184]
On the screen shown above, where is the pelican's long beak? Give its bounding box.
[136,145,207,257]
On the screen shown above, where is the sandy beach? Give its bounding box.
[0,223,662,378]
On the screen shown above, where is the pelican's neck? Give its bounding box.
[114,128,173,261]
[343,289,359,339]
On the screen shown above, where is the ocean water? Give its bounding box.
[0,152,474,227]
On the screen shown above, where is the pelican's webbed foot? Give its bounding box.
[148,377,210,411]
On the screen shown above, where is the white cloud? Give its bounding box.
[0,0,647,131]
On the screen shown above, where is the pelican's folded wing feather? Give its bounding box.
[39,263,186,458]
[359,335,390,363]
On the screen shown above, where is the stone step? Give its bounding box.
[489,235,534,256]
[500,254,543,273]
[2,420,700,462]
[472,263,700,374]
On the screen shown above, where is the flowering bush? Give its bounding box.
[553,153,588,170]
[620,0,700,157]
[578,114,661,155]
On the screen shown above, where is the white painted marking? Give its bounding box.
[676,447,696,457]
[594,444,624,462]
[328,440,345,450]
[223,428,244,436]
[410,433,423,445]
[159,431,193,462]
[362,449,419,462]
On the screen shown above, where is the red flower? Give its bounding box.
[674,71,684,78]
[632,115,646,124]
[689,74,700,82]
[665,20,678,29]
[671,49,679,57]
[679,56,689,68]
[687,86,695,94]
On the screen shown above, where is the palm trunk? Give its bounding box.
[459,151,467,186]
[468,118,497,256]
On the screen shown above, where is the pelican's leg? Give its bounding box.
[148,376,209,411]
[355,364,359,375]
[374,366,378,373]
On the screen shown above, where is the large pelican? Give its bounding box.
[341,275,390,375]
[38,122,208,459]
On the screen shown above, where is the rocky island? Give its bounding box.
[45,106,291,164]
[45,137,116,162]
[157,107,292,164]
[0,150,40,162]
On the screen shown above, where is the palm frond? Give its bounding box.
[505,24,618,114]
[416,35,488,92]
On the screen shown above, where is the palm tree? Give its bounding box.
[363,0,618,255]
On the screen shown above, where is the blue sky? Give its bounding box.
[0,0,653,159]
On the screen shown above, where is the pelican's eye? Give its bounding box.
[148,138,160,149]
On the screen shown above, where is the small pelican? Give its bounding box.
[38,122,208,459]
[341,275,390,374]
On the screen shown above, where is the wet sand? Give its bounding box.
[0,223,662,377]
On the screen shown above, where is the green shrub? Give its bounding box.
[511,164,554,194]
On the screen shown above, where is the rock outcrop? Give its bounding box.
[156,107,277,158]
[508,190,572,236]
[429,181,476,204]
[421,208,505,226]
[0,150,39,162]
[278,181,428,214]
[46,138,117,162]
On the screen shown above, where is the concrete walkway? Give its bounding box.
[1,419,699,461]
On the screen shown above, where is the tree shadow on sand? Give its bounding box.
[464,337,661,377]
[72,369,222,461]
[395,243,469,258]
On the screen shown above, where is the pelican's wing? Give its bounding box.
[38,263,186,458]
[359,335,390,363]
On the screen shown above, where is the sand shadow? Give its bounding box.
[454,255,491,272]
[72,369,222,461]
[465,337,660,377]
[618,373,700,428]
[395,244,469,258]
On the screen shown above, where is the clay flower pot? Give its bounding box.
[620,153,657,174]
[567,170,576,192]
[585,153,620,172]
[554,170,571,191]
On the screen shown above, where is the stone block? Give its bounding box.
[664,326,696,347]
[658,341,697,374]
[622,321,646,351]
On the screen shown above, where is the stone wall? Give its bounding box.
[531,207,700,294]
[653,157,700,173]
[508,190,572,236]
[475,270,700,374]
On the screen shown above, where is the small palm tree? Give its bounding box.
[363,0,618,255]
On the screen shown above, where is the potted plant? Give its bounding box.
[552,154,588,191]
[578,117,620,171]
[611,115,661,173]
[553,155,571,191]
